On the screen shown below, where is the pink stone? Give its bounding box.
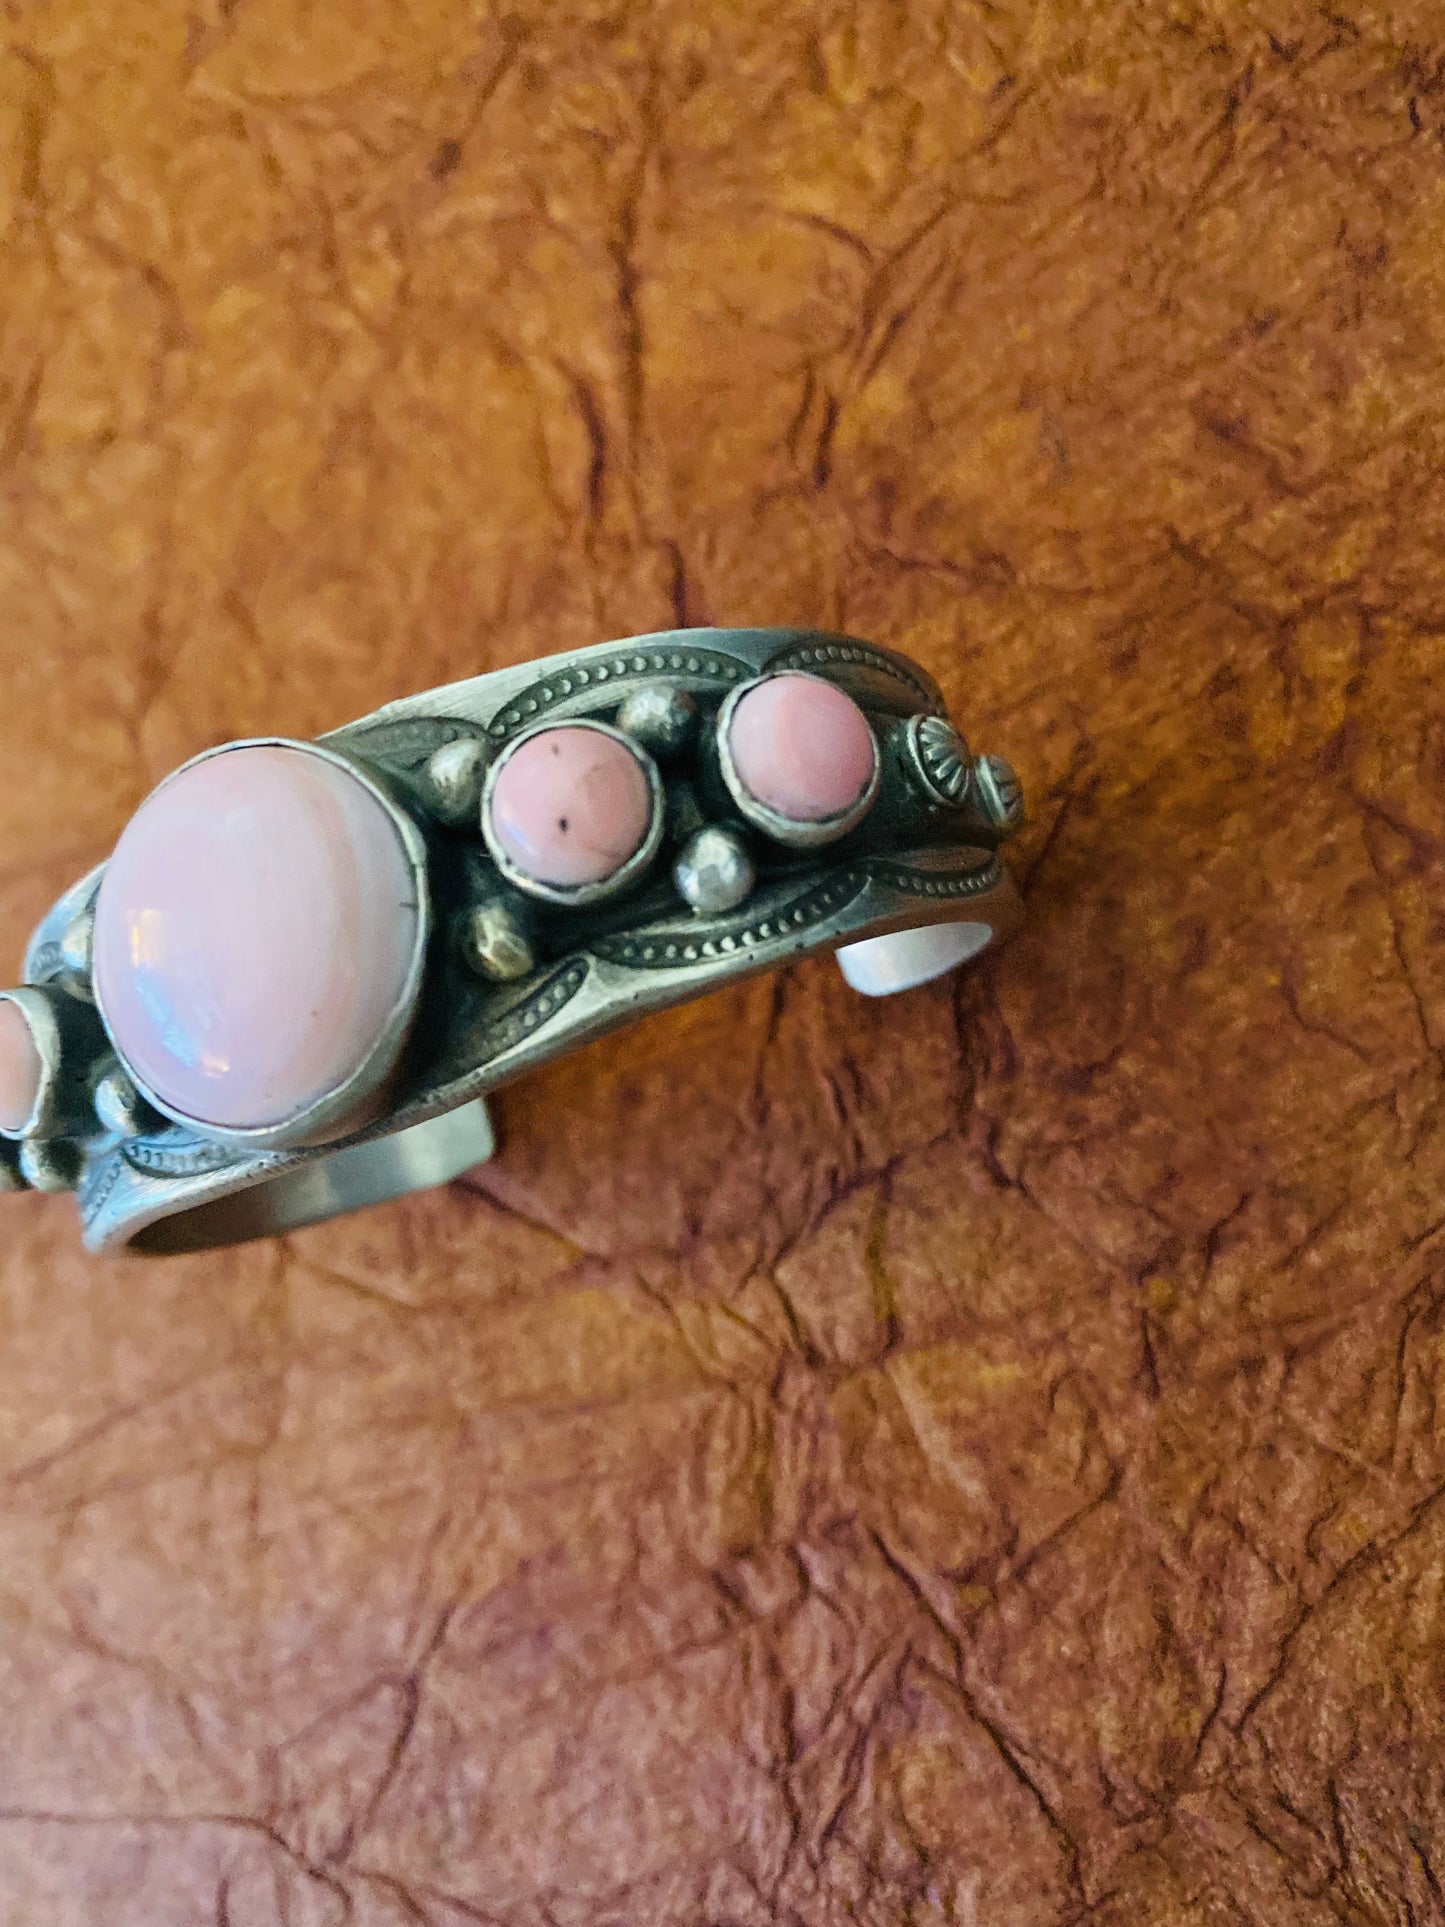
[488,725,653,889]
[93,745,421,1133]
[0,1000,41,1134]
[728,674,877,823]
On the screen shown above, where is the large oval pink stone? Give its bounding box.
[728,674,877,822]
[488,725,653,889]
[93,745,421,1133]
[0,1000,42,1134]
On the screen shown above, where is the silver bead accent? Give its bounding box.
[59,908,95,993]
[673,825,756,915]
[93,1064,152,1139]
[19,1138,81,1193]
[974,754,1024,835]
[420,737,490,828]
[458,900,536,982]
[615,684,698,759]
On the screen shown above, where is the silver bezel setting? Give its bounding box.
[419,736,490,826]
[672,824,756,915]
[479,718,666,908]
[0,986,66,1141]
[90,736,433,1155]
[715,672,882,850]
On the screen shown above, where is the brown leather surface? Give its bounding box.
[2,2,1443,1920]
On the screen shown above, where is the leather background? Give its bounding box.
[2,2,1444,1921]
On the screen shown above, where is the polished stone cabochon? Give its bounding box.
[727,673,877,823]
[488,724,653,888]
[93,745,420,1133]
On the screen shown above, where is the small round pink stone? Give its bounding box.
[489,725,652,889]
[93,745,420,1133]
[729,674,877,822]
[0,1000,42,1134]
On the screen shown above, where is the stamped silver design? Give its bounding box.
[342,714,480,778]
[764,637,941,710]
[591,870,870,969]
[903,713,972,807]
[486,644,750,743]
[122,1131,286,1181]
[974,753,1025,833]
[441,959,593,1088]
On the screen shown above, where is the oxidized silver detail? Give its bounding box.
[867,852,1003,898]
[20,1137,82,1193]
[444,960,592,1085]
[121,1133,285,1179]
[482,960,588,1045]
[592,850,1003,971]
[123,1131,283,1180]
[673,825,755,915]
[22,866,103,991]
[663,779,706,849]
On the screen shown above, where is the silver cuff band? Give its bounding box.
[0,628,1023,1254]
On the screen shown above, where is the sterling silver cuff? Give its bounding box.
[0,628,1024,1254]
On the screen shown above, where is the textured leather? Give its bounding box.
[1,2,1442,1921]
